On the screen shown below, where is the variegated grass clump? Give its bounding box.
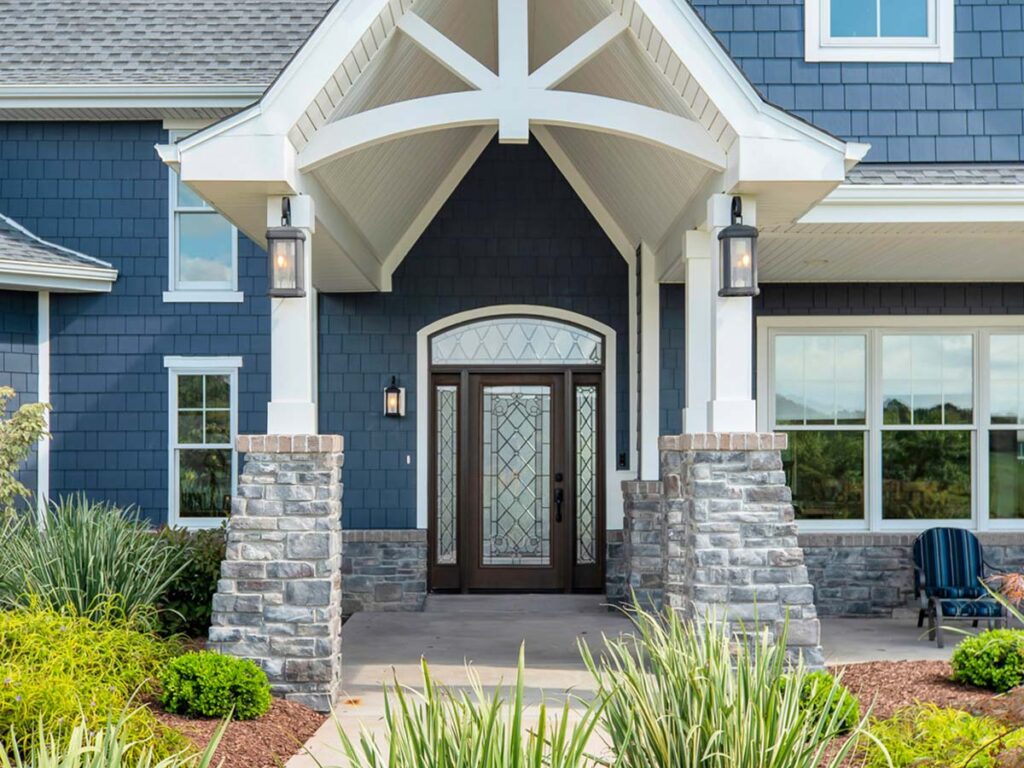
[580,603,873,768]
[331,645,607,768]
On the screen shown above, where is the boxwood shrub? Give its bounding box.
[951,629,1024,693]
[160,651,271,720]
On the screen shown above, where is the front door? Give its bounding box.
[429,368,604,592]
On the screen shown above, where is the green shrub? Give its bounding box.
[951,629,1024,692]
[0,495,187,625]
[862,704,1024,768]
[581,604,864,768]
[0,385,49,520]
[160,651,271,721]
[156,527,226,638]
[335,646,604,768]
[0,604,184,757]
[795,670,860,734]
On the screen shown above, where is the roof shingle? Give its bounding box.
[0,213,114,270]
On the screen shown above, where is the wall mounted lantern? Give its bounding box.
[717,196,759,298]
[384,376,406,418]
[267,197,306,298]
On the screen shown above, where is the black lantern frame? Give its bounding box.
[717,196,759,298]
[267,198,307,298]
[383,376,405,418]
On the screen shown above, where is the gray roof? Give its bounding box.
[0,0,336,86]
[846,164,1024,185]
[0,214,114,270]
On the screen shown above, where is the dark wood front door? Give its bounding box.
[429,369,604,593]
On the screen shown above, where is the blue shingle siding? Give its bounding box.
[692,0,1024,162]
[755,282,1024,317]
[318,140,630,530]
[0,122,270,524]
[660,284,684,436]
[0,290,39,496]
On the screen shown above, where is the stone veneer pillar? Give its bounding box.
[622,480,665,609]
[208,434,344,712]
[659,433,824,667]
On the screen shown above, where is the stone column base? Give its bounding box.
[622,480,665,610]
[209,434,344,712]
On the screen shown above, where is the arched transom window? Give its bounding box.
[431,317,603,366]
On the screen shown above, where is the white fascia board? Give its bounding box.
[801,184,1024,224]
[0,261,118,293]
[0,84,263,111]
[164,355,244,370]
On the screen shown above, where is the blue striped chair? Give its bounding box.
[913,527,1007,648]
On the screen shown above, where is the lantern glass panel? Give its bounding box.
[385,389,401,416]
[730,237,755,290]
[271,238,299,292]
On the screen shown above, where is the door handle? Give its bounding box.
[555,488,564,523]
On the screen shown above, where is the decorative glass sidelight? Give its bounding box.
[481,385,552,566]
[575,386,598,565]
[432,318,603,366]
[435,385,458,564]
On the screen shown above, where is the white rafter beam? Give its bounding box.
[298,90,727,172]
[532,125,633,260]
[397,12,499,91]
[381,127,497,291]
[498,0,529,143]
[528,15,628,90]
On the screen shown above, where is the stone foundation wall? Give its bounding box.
[622,481,664,609]
[800,532,1024,617]
[341,530,427,616]
[606,530,626,604]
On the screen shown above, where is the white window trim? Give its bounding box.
[164,355,243,529]
[757,316,1024,533]
[805,0,954,63]
[165,129,243,304]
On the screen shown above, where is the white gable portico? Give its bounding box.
[159,0,863,477]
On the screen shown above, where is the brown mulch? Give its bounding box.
[153,698,327,768]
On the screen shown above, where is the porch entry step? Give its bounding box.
[424,594,614,616]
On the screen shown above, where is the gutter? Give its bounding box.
[0,83,264,111]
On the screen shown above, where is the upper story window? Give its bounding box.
[805,0,954,63]
[164,130,243,304]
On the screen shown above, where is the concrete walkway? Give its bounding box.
[287,596,953,767]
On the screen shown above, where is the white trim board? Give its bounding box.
[415,305,627,532]
[802,184,1024,224]
[0,84,263,112]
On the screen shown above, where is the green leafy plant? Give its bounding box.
[951,629,1024,693]
[0,385,49,519]
[0,603,183,756]
[793,670,860,734]
[0,495,187,625]
[160,652,271,721]
[157,527,226,638]
[331,645,605,768]
[861,704,1024,768]
[0,712,225,768]
[581,603,866,768]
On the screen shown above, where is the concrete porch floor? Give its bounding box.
[287,595,953,767]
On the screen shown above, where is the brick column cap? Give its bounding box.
[237,434,344,453]
[658,433,787,451]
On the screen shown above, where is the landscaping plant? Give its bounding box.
[793,670,861,734]
[861,704,1024,768]
[330,645,607,768]
[0,495,186,625]
[0,602,185,757]
[157,526,227,638]
[581,603,866,768]
[0,385,48,520]
[160,651,272,721]
[951,628,1024,693]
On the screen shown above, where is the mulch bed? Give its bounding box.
[153,698,327,768]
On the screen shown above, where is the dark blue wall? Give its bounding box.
[660,284,684,436]
[319,139,630,529]
[0,122,270,523]
[0,290,39,496]
[694,0,1024,162]
[756,282,1024,316]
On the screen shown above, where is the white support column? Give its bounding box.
[36,291,50,524]
[681,230,711,433]
[638,242,660,481]
[267,195,319,435]
[706,194,757,432]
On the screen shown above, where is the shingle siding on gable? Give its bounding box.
[0,290,39,497]
[693,0,1024,162]
[0,121,270,524]
[318,140,630,530]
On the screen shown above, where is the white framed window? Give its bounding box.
[164,356,243,528]
[758,317,1024,532]
[805,0,954,63]
[164,130,242,304]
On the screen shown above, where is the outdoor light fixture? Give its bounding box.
[384,376,406,418]
[718,196,759,298]
[267,197,306,298]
